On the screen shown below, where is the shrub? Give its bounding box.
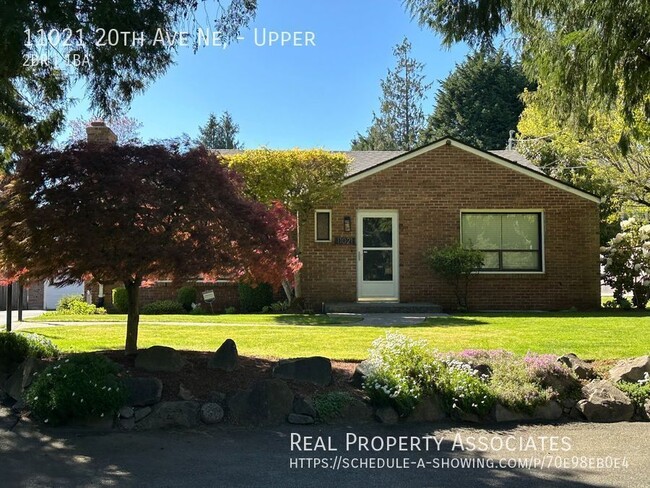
[601,218,650,309]
[224,306,236,314]
[25,353,126,425]
[270,300,289,313]
[189,305,208,315]
[0,332,59,372]
[56,295,105,315]
[238,282,274,312]
[312,392,353,422]
[425,244,484,309]
[618,377,650,410]
[141,300,185,314]
[489,356,552,413]
[437,359,494,417]
[112,287,129,313]
[177,286,197,312]
[363,333,443,415]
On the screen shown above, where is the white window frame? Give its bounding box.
[314,209,332,242]
[460,209,546,274]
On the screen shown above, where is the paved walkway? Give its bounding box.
[328,312,448,326]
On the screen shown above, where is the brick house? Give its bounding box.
[299,138,601,311]
[84,124,600,312]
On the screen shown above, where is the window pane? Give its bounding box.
[462,214,501,249]
[480,251,500,269]
[316,212,330,241]
[363,217,392,248]
[502,214,539,250]
[363,250,393,281]
[502,251,540,270]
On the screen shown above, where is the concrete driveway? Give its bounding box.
[2,418,648,487]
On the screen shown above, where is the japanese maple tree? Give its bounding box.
[0,142,298,353]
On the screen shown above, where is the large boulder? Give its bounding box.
[207,339,239,371]
[293,396,317,417]
[335,397,374,423]
[272,357,332,386]
[533,400,563,420]
[557,353,596,380]
[4,357,46,401]
[349,360,372,389]
[576,380,635,422]
[123,377,163,407]
[494,404,530,423]
[408,395,446,422]
[227,379,294,426]
[135,401,201,430]
[135,346,184,373]
[609,356,650,383]
[287,413,314,425]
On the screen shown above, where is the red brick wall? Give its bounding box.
[300,144,601,311]
[86,281,240,312]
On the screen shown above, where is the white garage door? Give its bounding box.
[44,281,85,310]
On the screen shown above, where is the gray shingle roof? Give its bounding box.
[213,147,543,177]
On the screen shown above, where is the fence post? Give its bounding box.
[18,284,24,321]
[6,284,12,332]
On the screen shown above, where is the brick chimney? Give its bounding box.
[85,120,117,145]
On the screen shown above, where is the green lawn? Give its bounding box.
[22,312,650,361]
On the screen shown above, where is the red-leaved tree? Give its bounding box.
[0,142,299,353]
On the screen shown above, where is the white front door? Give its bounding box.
[357,210,399,301]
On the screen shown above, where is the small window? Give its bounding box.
[315,210,331,242]
[461,212,543,272]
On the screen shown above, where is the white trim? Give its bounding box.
[343,138,600,204]
[460,209,546,274]
[356,210,400,300]
[314,209,332,242]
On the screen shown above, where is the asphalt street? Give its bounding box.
[1,417,648,488]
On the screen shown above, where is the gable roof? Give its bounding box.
[340,137,600,203]
[214,138,599,203]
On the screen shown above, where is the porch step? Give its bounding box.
[323,302,443,314]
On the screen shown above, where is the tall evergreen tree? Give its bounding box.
[198,111,242,149]
[352,38,432,151]
[404,0,650,134]
[422,51,533,150]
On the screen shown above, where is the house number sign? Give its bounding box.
[335,236,356,245]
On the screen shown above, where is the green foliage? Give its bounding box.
[421,50,533,149]
[224,149,350,215]
[489,359,552,413]
[404,0,650,132]
[238,283,274,313]
[112,288,129,313]
[601,218,650,309]
[56,295,105,315]
[198,111,242,149]
[352,38,432,150]
[189,305,208,315]
[363,333,493,417]
[141,300,186,315]
[312,392,353,422]
[25,353,126,425]
[224,306,237,314]
[617,380,650,410]
[426,244,484,309]
[0,332,59,371]
[177,286,198,312]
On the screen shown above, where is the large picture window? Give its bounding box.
[461,212,543,272]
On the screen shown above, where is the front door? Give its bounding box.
[357,210,399,301]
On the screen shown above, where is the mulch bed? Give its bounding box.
[102,350,363,402]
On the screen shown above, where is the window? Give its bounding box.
[315,210,331,242]
[461,212,543,271]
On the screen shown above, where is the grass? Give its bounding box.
[22,311,650,361]
[27,313,354,326]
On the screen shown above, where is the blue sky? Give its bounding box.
[66,0,471,149]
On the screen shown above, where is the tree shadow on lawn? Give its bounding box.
[274,315,488,327]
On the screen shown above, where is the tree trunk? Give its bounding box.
[124,281,141,355]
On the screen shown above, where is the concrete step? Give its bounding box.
[323,302,443,314]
